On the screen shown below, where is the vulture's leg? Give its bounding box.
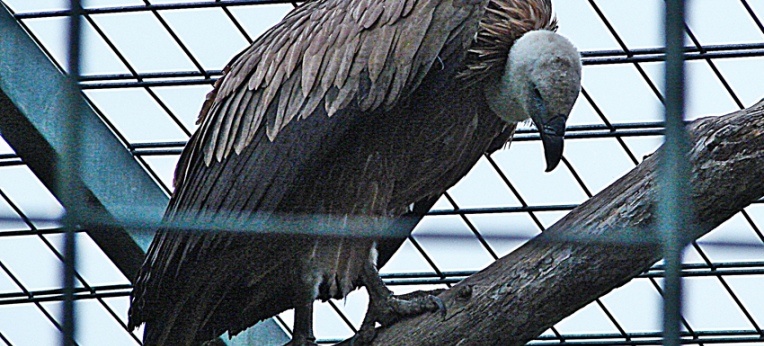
[352,261,446,344]
[288,301,316,346]
[285,299,317,346]
[288,261,317,346]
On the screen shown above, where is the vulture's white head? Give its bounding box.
[485,30,582,172]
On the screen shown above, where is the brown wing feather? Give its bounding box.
[182,0,475,179]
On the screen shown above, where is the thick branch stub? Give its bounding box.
[354,99,764,346]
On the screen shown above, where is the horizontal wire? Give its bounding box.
[529,331,764,345]
[0,228,83,237]
[0,214,763,250]
[0,157,23,167]
[379,261,764,286]
[69,43,764,89]
[0,284,132,306]
[582,44,764,65]
[12,0,298,18]
[316,331,764,345]
[79,70,222,82]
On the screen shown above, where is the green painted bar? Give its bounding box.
[0,3,166,275]
[660,1,691,346]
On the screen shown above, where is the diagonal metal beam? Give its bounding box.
[0,3,167,281]
[0,4,290,343]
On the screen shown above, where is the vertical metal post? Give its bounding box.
[661,1,691,346]
[61,0,83,345]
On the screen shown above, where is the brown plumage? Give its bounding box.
[460,0,557,83]
[128,0,566,345]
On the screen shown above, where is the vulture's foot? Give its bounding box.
[374,290,446,326]
[352,290,446,345]
[284,336,317,346]
[351,263,446,345]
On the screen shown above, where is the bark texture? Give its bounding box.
[358,99,764,345]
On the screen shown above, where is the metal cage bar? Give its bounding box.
[660,1,690,345]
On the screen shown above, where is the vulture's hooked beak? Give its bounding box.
[529,89,566,172]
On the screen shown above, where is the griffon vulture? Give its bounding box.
[128,0,582,344]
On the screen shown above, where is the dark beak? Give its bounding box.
[529,88,567,172]
[534,114,566,172]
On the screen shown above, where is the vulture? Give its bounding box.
[128,0,581,344]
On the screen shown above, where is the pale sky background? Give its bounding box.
[1,0,763,345]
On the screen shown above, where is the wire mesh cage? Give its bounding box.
[0,0,763,345]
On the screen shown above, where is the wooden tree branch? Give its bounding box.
[359,99,764,345]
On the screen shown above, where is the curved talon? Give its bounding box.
[429,295,447,320]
